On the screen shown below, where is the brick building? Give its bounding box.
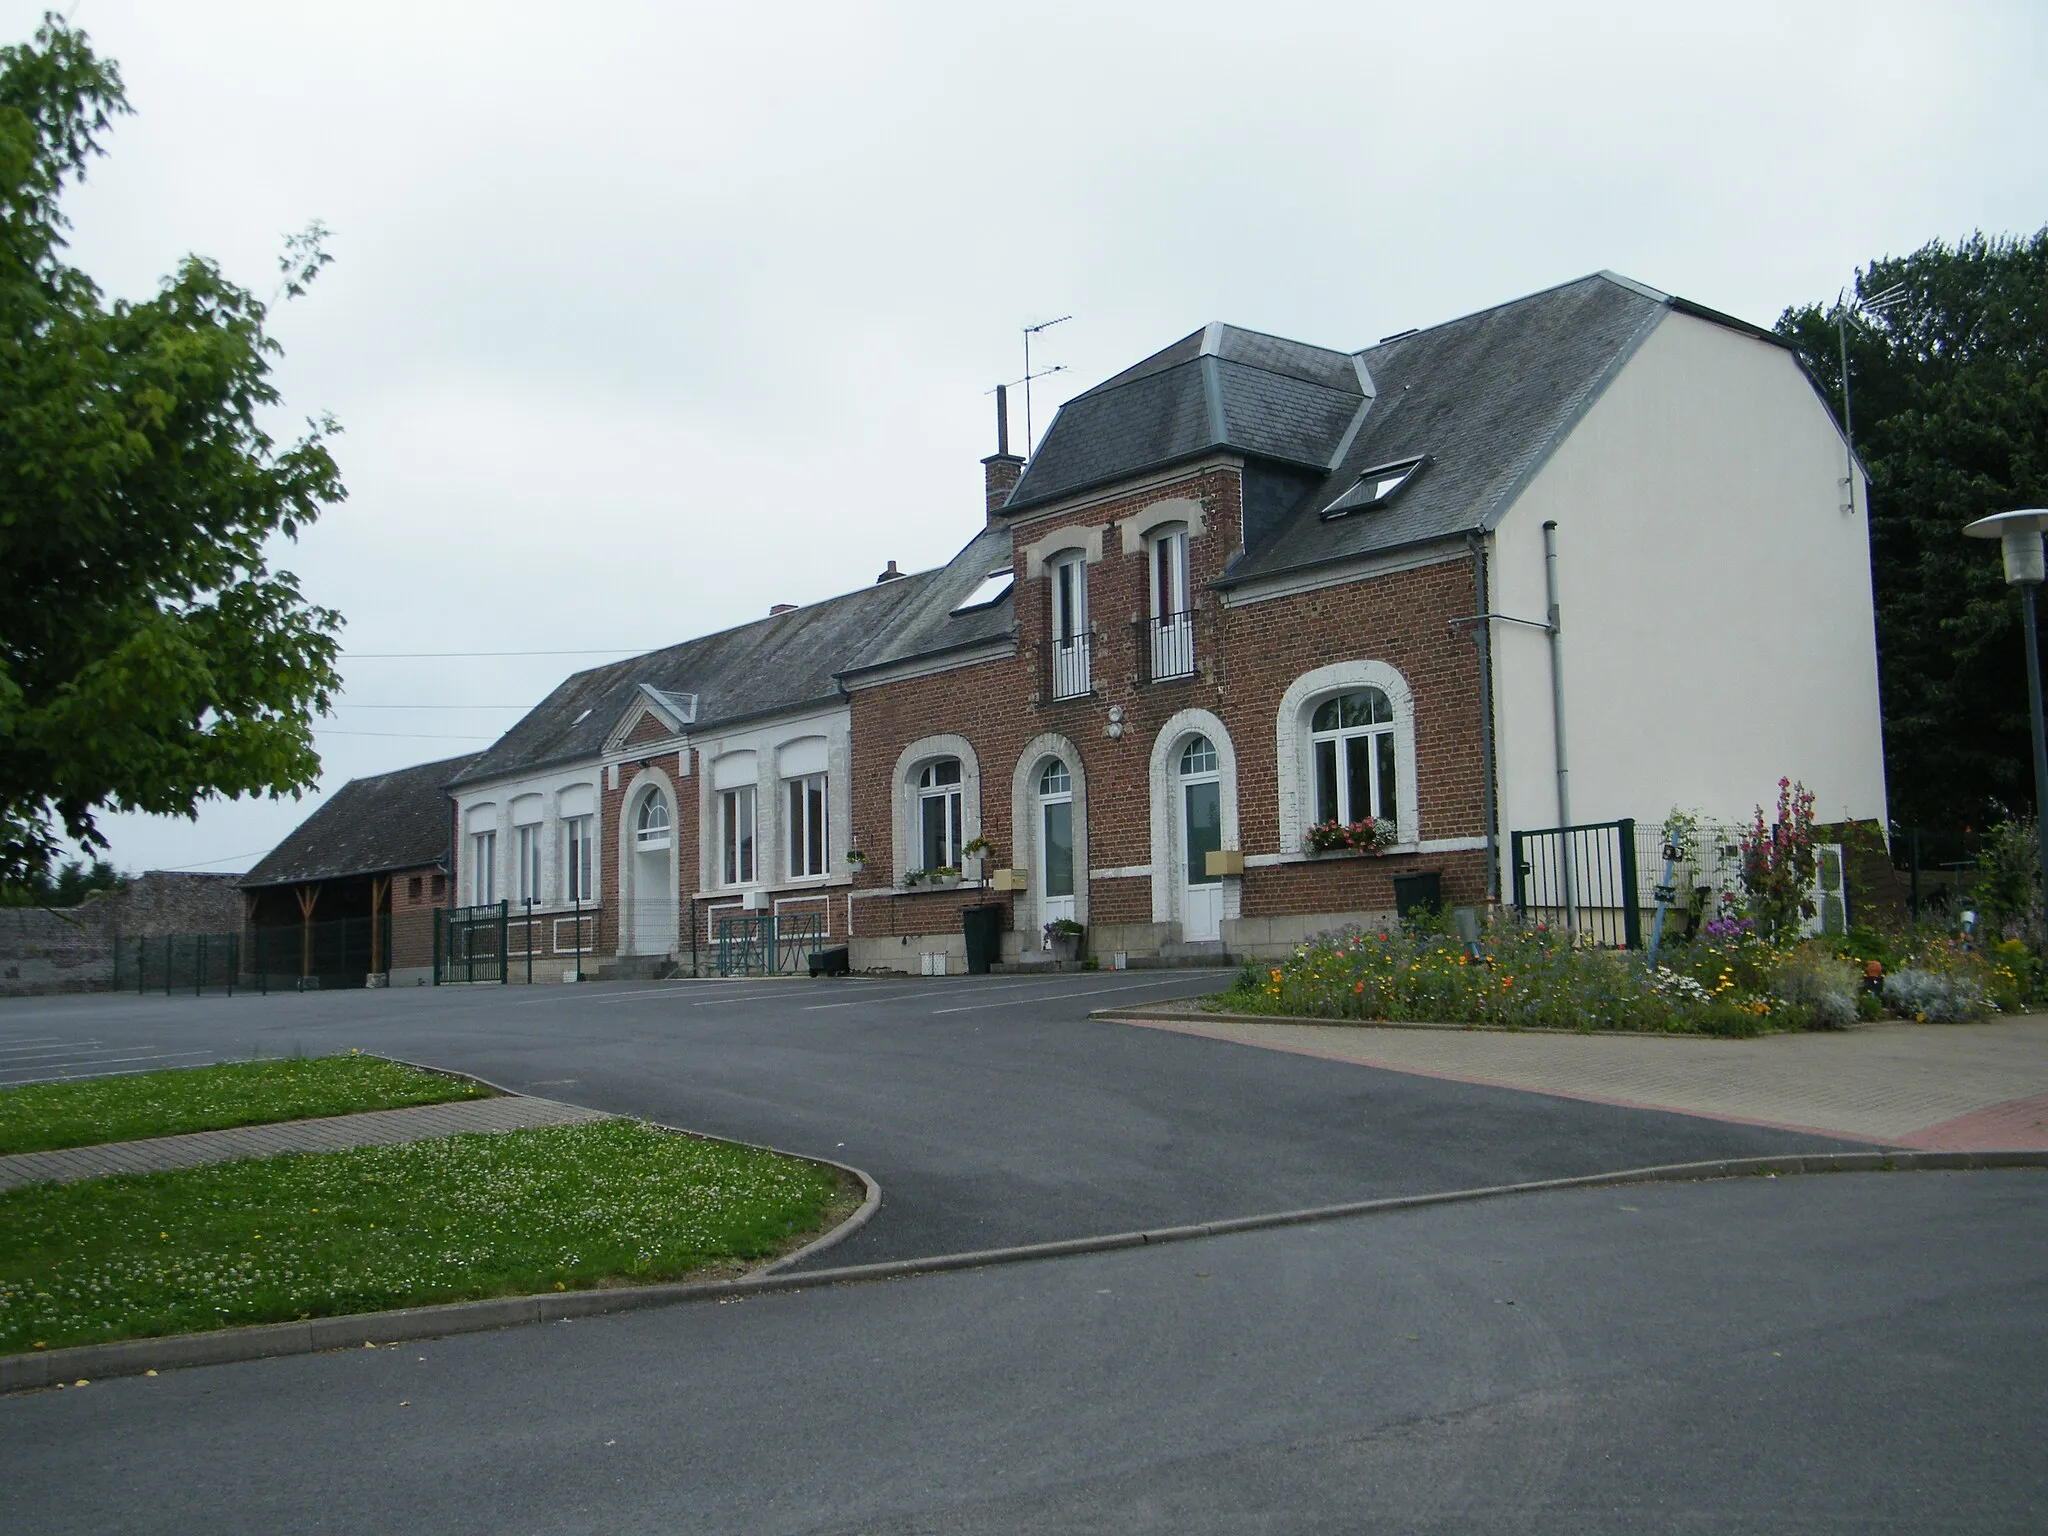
[440,270,1886,975]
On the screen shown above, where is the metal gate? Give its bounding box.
[435,902,508,984]
[715,913,826,976]
[1509,819,1642,948]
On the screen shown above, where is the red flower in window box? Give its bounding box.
[1304,818,1397,855]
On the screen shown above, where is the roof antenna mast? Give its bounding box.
[1832,278,1906,515]
[1021,314,1072,455]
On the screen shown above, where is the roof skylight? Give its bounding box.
[1320,456,1427,520]
[950,569,1014,615]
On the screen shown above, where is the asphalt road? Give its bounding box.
[0,975,1865,1266]
[5,1168,2041,1533]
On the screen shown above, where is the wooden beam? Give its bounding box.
[295,884,319,980]
[368,874,390,976]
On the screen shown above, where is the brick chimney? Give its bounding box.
[982,382,1024,524]
[769,603,798,615]
[875,559,904,583]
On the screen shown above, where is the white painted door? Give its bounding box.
[630,793,673,955]
[1038,759,1076,928]
[1179,736,1222,942]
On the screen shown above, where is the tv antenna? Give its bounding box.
[1833,280,1906,515]
[1021,315,1072,454]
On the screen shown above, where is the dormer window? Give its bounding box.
[951,569,1014,615]
[1320,456,1426,520]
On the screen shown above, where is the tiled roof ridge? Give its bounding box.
[1356,271,1666,355]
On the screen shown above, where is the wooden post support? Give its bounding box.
[294,884,320,983]
[368,874,390,977]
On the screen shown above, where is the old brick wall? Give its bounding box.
[0,872,245,996]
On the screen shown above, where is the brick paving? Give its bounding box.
[1106,1010,2048,1150]
[0,1094,614,1192]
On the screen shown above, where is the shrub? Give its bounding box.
[1772,946,1861,1030]
[1738,778,1818,937]
[1882,967,1986,1023]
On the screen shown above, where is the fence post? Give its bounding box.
[1618,818,1642,950]
[432,907,443,986]
[1509,830,1526,917]
[573,890,582,984]
[164,934,173,997]
[499,900,509,984]
[196,933,206,996]
[524,898,534,986]
[227,931,237,998]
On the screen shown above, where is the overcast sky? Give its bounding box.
[18,0,2046,876]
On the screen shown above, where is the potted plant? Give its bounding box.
[1044,917,1085,961]
[1304,817,1398,856]
[930,865,961,889]
[902,867,927,889]
[845,849,868,877]
[960,837,992,882]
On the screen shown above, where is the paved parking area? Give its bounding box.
[1108,1010,2048,1148]
[0,974,1863,1266]
[5,1167,2040,1534]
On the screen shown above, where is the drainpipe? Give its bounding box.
[1467,534,1500,901]
[1541,521,1571,827]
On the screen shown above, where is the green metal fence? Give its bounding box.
[1509,818,1642,949]
[434,902,509,984]
[116,915,394,994]
[714,912,827,976]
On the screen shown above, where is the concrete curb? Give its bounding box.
[1094,1005,1813,1039]
[8,1148,2041,1393]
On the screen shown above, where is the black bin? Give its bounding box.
[1391,871,1443,919]
[961,903,1005,975]
[808,945,850,977]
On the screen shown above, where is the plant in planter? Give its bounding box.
[930,866,961,888]
[901,868,926,888]
[1304,818,1398,856]
[960,837,993,881]
[1044,916,1085,960]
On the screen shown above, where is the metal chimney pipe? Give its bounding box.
[995,384,1010,457]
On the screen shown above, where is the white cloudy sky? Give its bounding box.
[18,0,2046,875]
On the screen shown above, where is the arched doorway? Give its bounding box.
[627,788,673,955]
[1178,735,1223,941]
[1035,757,1076,927]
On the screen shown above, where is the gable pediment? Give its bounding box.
[602,684,698,755]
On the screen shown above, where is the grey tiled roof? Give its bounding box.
[449,574,938,788]
[243,754,476,888]
[1006,324,1366,511]
[1219,274,1670,586]
[1004,274,1742,588]
[838,523,1016,678]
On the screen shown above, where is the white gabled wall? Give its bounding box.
[1488,308,1887,863]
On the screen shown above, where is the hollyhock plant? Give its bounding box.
[1739,778,1818,938]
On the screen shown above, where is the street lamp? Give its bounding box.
[1962,509,2048,905]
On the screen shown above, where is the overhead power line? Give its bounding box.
[340,647,655,659]
[314,728,498,741]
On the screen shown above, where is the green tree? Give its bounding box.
[0,854,123,908]
[1776,229,2048,830]
[0,16,344,885]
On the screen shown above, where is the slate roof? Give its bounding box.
[449,573,940,788]
[837,522,1016,679]
[242,754,476,888]
[1006,324,1368,512]
[1002,273,1794,589]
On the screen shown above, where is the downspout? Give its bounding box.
[1466,533,1500,901]
[1542,520,1577,934]
[1541,521,1571,826]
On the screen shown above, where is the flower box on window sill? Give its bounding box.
[1303,819,1399,857]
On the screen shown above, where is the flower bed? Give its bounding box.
[1212,914,2016,1037]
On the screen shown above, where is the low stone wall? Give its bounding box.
[0,873,243,997]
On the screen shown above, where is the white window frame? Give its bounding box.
[1309,688,1399,833]
[515,824,541,905]
[563,815,595,903]
[918,759,964,870]
[635,795,672,850]
[1274,661,1420,858]
[721,785,758,886]
[1048,551,1090,699]
[1147,524,1194,680]
[786,772,828,879]
[469,829,496,906]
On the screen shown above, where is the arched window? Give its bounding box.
[919,758,964,869]
[1310,687,1396,831]
[635,795,671,850]
[1038,759,1071,796]
[1179,735,1218,777]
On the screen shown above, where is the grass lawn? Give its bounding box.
[0,1119,849,1354]
[0,1054,493,1155]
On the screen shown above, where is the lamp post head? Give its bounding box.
[1964,509,2048,586]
